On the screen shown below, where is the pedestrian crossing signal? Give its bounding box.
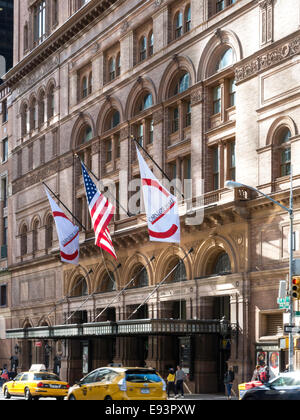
[292,277,300,300]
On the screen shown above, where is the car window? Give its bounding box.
[126,371,162,383]
[33,373,60,381]
[94,369,111,382]
[81,370,102,384]
[271,376,295,387]
[14,374,23,381]
[293,377,300,386]
[21,374,29,381]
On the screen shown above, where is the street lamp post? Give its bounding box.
[225,176,294,372]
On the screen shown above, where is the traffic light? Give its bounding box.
[292,277,300,299]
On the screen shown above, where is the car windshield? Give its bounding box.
[271,375,300,387]
[126,370,162,383]
[33,373,60,381]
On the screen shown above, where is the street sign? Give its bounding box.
[284,325,300,334]
[277,296,290,309]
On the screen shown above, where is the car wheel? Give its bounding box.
[68,394,76,401]
[3,387,11,399]
[104,396,112,401]
[24,388,33,401]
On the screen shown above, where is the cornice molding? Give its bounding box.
[5,0,118,88]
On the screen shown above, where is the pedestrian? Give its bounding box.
[1,367,9,386]
[258,364,270,384]
[251,365,261,381]
[175,365,186,399]
[166,368,176,399]
[224,365,235,399]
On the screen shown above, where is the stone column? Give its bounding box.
[190,87,204,199]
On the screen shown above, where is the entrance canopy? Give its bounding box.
[6,318,234,340]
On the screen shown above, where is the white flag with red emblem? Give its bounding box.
[136,146,180,243]
[45,188,80,265]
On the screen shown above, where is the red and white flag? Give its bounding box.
[81,162,117,259]
[45,188,79,265]
[136,146,180,243]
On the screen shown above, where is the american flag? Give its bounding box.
[81,162,117,259]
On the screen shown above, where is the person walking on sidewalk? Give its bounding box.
[224,365,235,400]
[175,365,186,399]
[166,368,176,399]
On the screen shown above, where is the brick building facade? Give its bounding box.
[0,0,299,393]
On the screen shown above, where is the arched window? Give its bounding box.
[88,72,93,95]
[278,128,291,177]
[109,57,116,81]
[217,48,234,71]
[21,104,29,136]
[20,225,28,256]
[174,11,183,39]
[81,76,88,98]
[30,98,37,130]
[101,272,116,293]
[116,53,121,77]
[47,84,55,119]
[174,72,190,96]
[185,5,191,32]
[130,265,149,289]
[166,258,187,283]
[148,31,154,56]
[71,277,88,297]
[111,110,120,129]
[213,252,231,275]
[45,215,53,249]
[141,93,153,111]
[139,36,147,62]
[32,220,39,254]
[80,124,93,143]
[38,90,45,126]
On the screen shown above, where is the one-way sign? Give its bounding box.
[284,325,300,334]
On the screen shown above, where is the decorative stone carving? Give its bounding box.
[191,88,203,106]
[235,35,300,83]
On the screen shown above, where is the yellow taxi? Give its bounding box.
[67,367,167,400]
[3,366,70,401]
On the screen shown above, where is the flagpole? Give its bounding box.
[43,181,86,231]
[74,154,134,218]
[92,256,155,323]
[127,248,193,320]
[131,135,185,200]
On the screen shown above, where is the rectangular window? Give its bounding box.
[0,285,7,307]
[216,0,225,12]
[106,139,112,162]
[137,124,144,147]
[34,1,46,45]
[185,101,191,127]
[281,148,291,177]
[2,177,7,208]
[2,138,8,162]
[2,100,7,124]
[172,107,179,133]
[229,142,236,181]
[213,86,221,114]
[213,147,219,190]
[229,79,236,107]
[148,120,154,144]
[3,217,7,246]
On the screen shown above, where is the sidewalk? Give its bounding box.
[168,394,238,400]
